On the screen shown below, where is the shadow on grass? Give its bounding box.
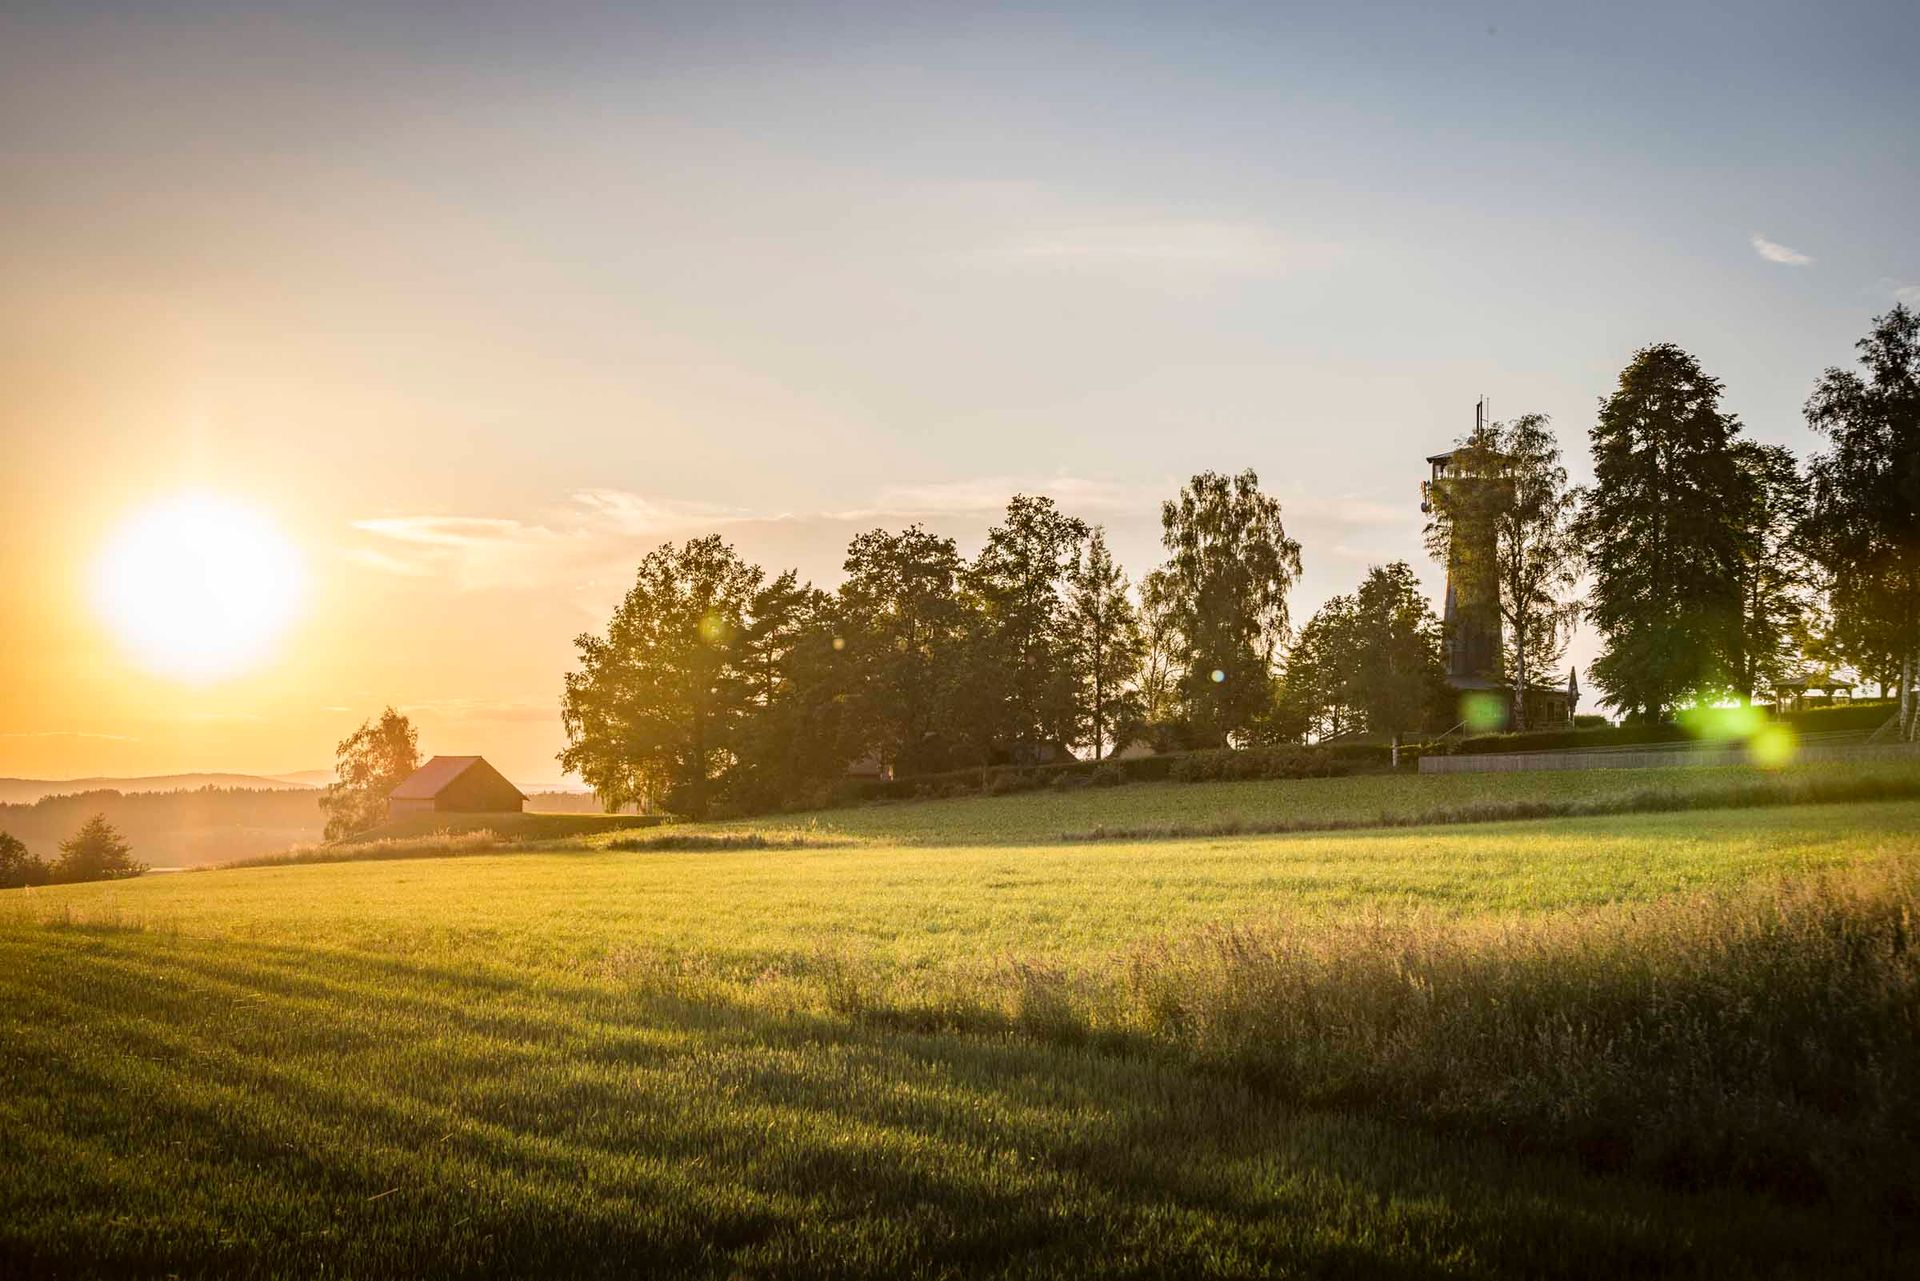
[2,927,1913,1279]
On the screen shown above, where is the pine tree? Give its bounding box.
[1574,344,1751,720]
[50,816,144,884]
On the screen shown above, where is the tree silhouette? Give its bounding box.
[1063,528,1144,760]
[1155,469,1302,746]
[1575,344,1751,720]
[320,707,420,840]
[0,831,50,889]
[1804,304,1920,739]
[50,816,144,883]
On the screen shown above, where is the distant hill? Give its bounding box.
[268,770,334,789]
[0,773,322,806]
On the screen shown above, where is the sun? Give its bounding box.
[92,493,306,682]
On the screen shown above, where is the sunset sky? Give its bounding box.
[3,1,1915,784]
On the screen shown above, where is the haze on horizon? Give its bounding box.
[2,0,1915,784]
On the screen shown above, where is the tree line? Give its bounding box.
[558,306,1920,816]
[0,818,146,889]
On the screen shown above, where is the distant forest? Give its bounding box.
[0,788,325,869]
[1,786,607,867]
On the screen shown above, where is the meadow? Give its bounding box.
[3,772,1919,1276]
[700,756,1920,844]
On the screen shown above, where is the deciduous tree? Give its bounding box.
[320,706,420,841]
[0,831,50,889]
[1349,562,1447,766]
[963,495,1088,753]
[1154,469,1302,746]
[836,525,968,773]
[1274,593,1363,743]
[1803,304,1920,738]
[1730,441,1813,703]
[560,537,760,818]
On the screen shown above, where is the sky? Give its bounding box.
[1,1,1915,784]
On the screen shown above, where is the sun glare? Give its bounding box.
[92,493,306,682]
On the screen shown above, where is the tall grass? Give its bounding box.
[818,858,1920,1206]
[220,829,510,869]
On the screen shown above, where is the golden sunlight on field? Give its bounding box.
[90,493,306,683]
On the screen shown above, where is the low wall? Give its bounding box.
[1419,739,1920,774]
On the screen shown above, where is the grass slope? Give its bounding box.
[687,758,1920,846]
[3,800,1918,1276]
[356,810,668,842]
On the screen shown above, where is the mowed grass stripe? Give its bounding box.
[5,800,1919,1276]
[2,922,1899,1279]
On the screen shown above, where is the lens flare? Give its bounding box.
[1461,692,1507,733]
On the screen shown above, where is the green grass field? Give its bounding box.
[4,769,1919,1277]
[355,809,669,843]
[694,757,1920,844]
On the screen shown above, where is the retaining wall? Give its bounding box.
[1419,739,1920,774]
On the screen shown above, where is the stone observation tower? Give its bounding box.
[1420,399,1506,687]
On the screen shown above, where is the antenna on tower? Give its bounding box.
[1475,396,1485,433]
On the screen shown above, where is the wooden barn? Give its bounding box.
[387,756,526,819]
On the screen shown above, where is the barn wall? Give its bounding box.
[432,767,525,813]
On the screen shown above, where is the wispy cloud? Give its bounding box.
[349,513,572,589]
[0,730,137,742]
[857,475,1147,519]
[350,477,1146,590]
[1895,284,1920,306]
[1750,233,1813,266]
[1000,220,1337,279]
[399,698,554,724]
[350,516,535,547]
[569,490,749,536]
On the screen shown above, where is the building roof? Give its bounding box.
[1776,673,1855,690]
[389,755,526,801]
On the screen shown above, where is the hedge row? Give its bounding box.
[1779,699,1897,732]
[1440,699,1896,757]
[833,742,1400,806]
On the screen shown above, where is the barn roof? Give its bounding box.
[389,755,525,800]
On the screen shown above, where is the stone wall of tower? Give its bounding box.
[1439,489,1502,681]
